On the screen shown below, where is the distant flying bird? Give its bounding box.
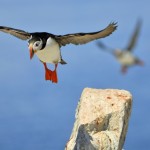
[0,22,117,83]
[97,20,143,73]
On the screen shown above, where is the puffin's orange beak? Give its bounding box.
[29,45,34,59]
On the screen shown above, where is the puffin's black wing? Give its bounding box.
[96,41,114,54]
[55,22,117,46]
[126,19,142,51]
[0,26,31,40]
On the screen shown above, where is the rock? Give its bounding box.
[65,88,132,150]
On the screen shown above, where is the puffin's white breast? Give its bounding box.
[36,37,61,64]
[117,51,135,66]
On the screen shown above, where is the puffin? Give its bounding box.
[0,22,117,83]
[97,19,143,73]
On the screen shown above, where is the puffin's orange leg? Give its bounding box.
[43,63,58,83]
[43,63,52,81]
[51,64,58,83]
[121,66,127,74]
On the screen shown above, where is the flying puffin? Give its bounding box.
[0,22,117,83]
[97,19,143,73]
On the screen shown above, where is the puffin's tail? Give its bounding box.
[60,58,67,65]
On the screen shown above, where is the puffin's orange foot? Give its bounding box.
[51,70,58,83]
[45,68,58,83]
[45,69,52,81]
[121,66,127,74]
[43,63,58,83]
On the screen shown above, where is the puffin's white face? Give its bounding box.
[28,37,43,59]
[114,49,122,57]
[32,40,43,51]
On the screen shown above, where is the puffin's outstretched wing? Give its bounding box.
[96,41,114,54]
[97,41,108,49]
[55,22,117,46]
[0,26,31,40]
[126,19,142,51]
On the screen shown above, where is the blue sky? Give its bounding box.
[0,0,150,150]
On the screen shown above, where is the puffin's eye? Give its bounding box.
[33,40,42,50]
[35,43,39,47]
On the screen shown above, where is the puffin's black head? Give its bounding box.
[114,49,123,57]
[28,36,43,59]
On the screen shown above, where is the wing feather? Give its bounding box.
[126,19,142,51]
[0,26,31,40]
[55,22,117,46]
